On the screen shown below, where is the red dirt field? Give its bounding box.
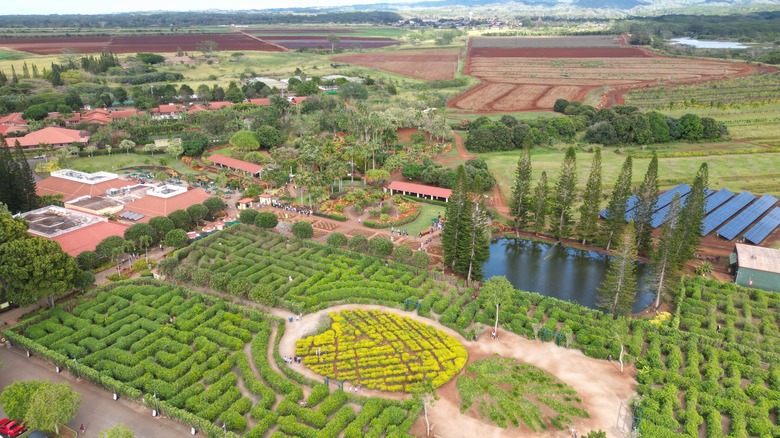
[259,36,399,50]
[451,42,758,112]
[247,28,356,34]
[332,48,461,81]
[469,46,652,58]
[0,33,286,54]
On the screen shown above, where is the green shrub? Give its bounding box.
[255,212,279,229]
[326,232,348,247]
[292,221,313,239]
[368,237,393,257]
[348,235,368,253]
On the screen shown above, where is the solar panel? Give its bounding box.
[599,195,639,220]
[650,187,715,228]
[655,184,691,211]
[717,194,779,240]
[701,191,756,236]
[704,188,735,214]
[743,207,780,244]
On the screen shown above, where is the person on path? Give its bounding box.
[80,424,86,434]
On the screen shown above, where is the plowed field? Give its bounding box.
[0,33,286,54]
[451,43,756,112]
[332,48,461,81]
[259,36,398,50]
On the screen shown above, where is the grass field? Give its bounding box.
[67,153,195,175]
[479,144,780,202]
[402,203,444,236]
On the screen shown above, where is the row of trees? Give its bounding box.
[509,146,709,314]
[442,165,490,283]
[465,103,726,152]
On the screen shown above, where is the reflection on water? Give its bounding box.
[483,238,655,313]
[670,37,748,49]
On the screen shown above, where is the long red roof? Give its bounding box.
[36,176,130,202]
[51,221,129,256]
[209,154,264,174]
[17,127,90,147]
[120,188,211,222]
[388,181,452,199]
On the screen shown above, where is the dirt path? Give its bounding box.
[270,304,637,438]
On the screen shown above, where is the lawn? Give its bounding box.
[67,153,195,176]
[401,203,445,236]
[480,145,780,204]
[457,356,588,431]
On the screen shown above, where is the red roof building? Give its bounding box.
[16,127,90,150]
[120,188,211,222]
[150,104,186,120]
[51,221,130,256]
[387,181,452,202]
[0,124,26,136]
[209,154,264,177]
[248,98,271,106]
[208,101,234,110]
[36,170,129,202]
[0,112,27,127]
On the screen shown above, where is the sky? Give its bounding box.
[7,0,420,15]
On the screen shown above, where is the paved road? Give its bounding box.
[0,346,192,437]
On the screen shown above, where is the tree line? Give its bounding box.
[509,146,709,316]
[464,100,726,152]
[0,11,404,29]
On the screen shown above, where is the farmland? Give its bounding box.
[5,282,421,437]
[452,43,753,112]
[247,35,399,50]
[332,48,461,81]
[470,35,626,48]
[0,33,286,54]
[296,309,468,392]
[7,224,780,435]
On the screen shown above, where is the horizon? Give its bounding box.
[4,0,430,15]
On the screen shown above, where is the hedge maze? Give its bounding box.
[296,309,468,392]
[174,225,447,311]
[9,283,420,438]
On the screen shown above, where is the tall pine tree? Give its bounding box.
[632,154,659,256]
[651,194,682,308]
[578,147,602,244]
[672,163,708,270]
[455,176,490,283]
[13,143,40,212]
[509,147,532,234]
[530,171,549,234]
[550,146,577,240]
[442,165,469,270]
[603,156,633,250]
[597,220,638,317]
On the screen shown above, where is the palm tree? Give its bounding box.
[139,235,152,262]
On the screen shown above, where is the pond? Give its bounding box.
[483,238,656,313]
[670,37,749,49]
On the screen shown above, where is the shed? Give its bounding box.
[386,181,451,202]
[237,197,254,210]
[732,243,780,292]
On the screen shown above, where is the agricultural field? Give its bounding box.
[448,35,758,113]
[248,35,399,50]
[0,33,286,54]
[479,143,780,200]
[296,309,467,392]
[470,35,626,48]
[331,48,462,81]
[457,357,588,430]
[5,282,421,437]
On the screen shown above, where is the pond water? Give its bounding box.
[483,238,656,313]
[670,37,749,49]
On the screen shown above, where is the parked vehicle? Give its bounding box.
[0,420,26,437]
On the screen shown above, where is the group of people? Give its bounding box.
[390,227,409,237]
[271,200,313,216]
[284,355,302,365]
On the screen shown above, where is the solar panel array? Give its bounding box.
[600,195,639,219]
[718,194,779,240]
[701,191,756,236]
[648,184,691,227]
[704,188,735,215]
[743,207,780,244]
[119,211,145,221]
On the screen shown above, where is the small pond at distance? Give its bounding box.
[670,37,748,49]
[483,238,655,313]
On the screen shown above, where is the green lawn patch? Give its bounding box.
[457,356,588,431]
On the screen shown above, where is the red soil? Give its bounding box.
[332,48,461,81]
[260,36,399,50]
[469,46,653,58]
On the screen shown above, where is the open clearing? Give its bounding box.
[332,48,461,81]
[449,37,757,113]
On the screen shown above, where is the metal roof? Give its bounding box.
[735,243,780,274]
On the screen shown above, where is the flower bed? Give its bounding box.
[296,309,467,392]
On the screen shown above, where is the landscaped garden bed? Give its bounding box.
[296,309,467,392]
